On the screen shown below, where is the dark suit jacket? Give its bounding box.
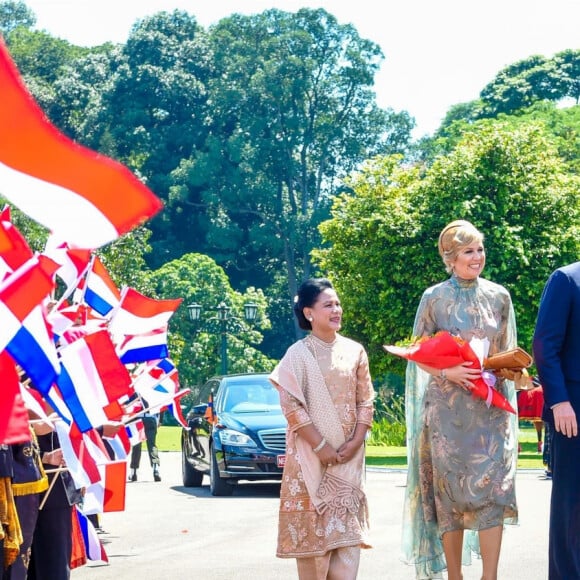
[533,262,580,422]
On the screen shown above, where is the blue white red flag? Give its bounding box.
[0,39,163,249]
[75,507,108,562]
[108,287,182,340]
[56,330,133,432]
[125,419,145,447]
[0,255,60,393]
[116,326,169,364]
[82,255,121,316]
[153,358,188,428]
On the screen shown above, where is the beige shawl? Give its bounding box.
[270,340,367,519]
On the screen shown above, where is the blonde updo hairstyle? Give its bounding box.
[438,220,484,274]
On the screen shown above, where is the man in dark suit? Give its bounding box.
[533,262,580,580]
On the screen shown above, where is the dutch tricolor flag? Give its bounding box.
[0,255,60,393]
[82,255,121,316]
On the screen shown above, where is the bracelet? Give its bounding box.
[440,369,447,379]
[312,438,326,453]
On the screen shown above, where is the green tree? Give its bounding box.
[479,55,560,116]
[173,8,413,340]
[5,26,86,84]
[146,253,275,387]
[95,10,213,264]
[553,49,580,103]
[434,51,579,137]
[0,0,34,34]
[315,122,580,378]
[422,102,580,175]
[101,10,211,185]
[46,47,119,142]
[98,227,154,294]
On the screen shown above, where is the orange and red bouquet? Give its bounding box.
[383,331,516,414]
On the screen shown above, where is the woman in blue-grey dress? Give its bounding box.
[401,220,519,580]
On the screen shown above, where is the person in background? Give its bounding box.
[129,408,161,482]
[269,278,375,580]
[533,261,580,579]
[402,220,519,580]
[516,377,545,454]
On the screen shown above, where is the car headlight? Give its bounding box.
[218,429,257,447]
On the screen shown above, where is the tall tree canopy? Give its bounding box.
[165,8,413,340]
[0,0,34,34]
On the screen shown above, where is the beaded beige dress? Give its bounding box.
[269,333,375,559]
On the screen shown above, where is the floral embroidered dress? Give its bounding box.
[402,275,519,579]
[269,334,375,559]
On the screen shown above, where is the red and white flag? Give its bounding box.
[82,460,127,515]
[0,39,163,249]
[0,206,33,281]
[42,236,91,297]
[108,287,182,340]
[0,351,30,444]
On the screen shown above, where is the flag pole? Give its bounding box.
[39,466,68,510]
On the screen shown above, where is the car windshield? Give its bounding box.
[223,378,281,413]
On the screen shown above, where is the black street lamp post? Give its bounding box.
[187,301,258,375]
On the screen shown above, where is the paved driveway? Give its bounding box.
[72,452,550,579]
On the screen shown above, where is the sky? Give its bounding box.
[22,0,580,137]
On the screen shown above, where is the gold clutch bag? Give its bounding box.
[483,347,533,371]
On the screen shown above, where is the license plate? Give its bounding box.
[276,455,286,468]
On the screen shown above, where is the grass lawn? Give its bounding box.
[158,422,546,470]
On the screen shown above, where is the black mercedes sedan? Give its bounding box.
[181,373,287,496]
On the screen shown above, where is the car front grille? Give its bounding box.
[258,428,286,452]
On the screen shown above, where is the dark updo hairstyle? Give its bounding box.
[293,278,334,331]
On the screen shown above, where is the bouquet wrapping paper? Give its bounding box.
[384,331,516,414]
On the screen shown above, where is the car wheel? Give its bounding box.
[210,445,233,496]
[182,436,203,487]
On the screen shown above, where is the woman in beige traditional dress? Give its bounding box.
[269,278,375,580]
[402,220,519,580]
